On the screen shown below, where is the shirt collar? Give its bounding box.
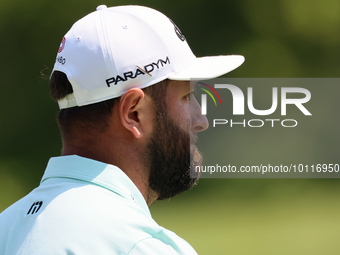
[41,155,150,217]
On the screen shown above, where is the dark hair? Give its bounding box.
[50,71,168,135]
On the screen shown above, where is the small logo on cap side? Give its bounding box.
[58,37,66,53]
[169,19,186,42]
[56,56,66,65]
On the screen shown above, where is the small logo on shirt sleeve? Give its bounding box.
[27,201,43,215]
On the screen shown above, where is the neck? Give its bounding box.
[61,137,158,206]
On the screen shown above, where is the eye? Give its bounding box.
[185,92,193,100]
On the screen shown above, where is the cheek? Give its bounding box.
[165,86,191,129]
[168,100,190,126]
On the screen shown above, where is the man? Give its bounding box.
[0,5,244,254]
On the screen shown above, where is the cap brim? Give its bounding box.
[168,55,244,80]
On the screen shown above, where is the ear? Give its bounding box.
[119,88,148,139]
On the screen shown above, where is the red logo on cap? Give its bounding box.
[58,37,66,53]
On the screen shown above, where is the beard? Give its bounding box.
[146,103,203,200]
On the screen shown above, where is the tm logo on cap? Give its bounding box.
[169,19,185,42]
[198,82,223,115]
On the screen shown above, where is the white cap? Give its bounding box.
[52,5,245,109]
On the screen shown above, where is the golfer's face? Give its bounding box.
[146,80,207,200]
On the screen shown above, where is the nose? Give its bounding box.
[191,95,209,133]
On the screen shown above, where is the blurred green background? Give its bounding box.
[1,0,340,254]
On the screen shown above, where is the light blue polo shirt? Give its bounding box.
[0,155,198,254]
